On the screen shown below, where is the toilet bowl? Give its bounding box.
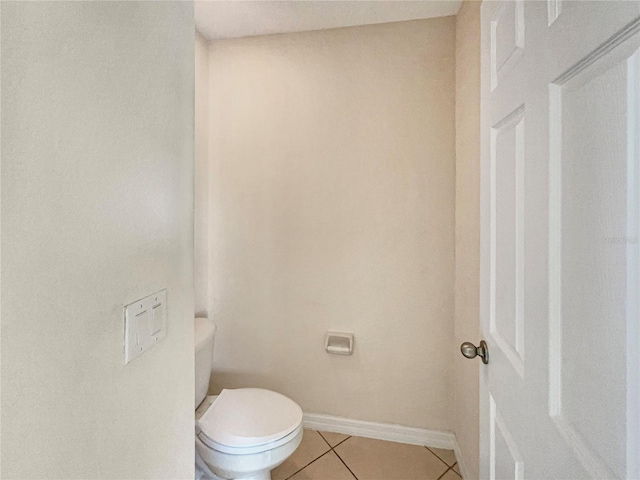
[195,318,303,480]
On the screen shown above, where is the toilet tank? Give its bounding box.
[195,317,216,409]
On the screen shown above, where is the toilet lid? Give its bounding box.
[197,388,303,448]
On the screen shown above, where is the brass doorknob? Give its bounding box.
[460,340,489,364]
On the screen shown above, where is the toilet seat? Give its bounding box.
[198,422,303,455]
[197,388,303,455]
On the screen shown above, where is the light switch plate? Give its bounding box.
[124,289,167,364]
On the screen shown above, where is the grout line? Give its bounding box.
[317,431,351,449]
[451,463,462,478]
[331,436,351,449]
[283,449,332,480]
[305,431,457,480]
[317,431,333,448]
[436,466,454,480]
[332,447,359,480]
[426,446,453,468]
[314,431,358,479]
[286,431,354,480]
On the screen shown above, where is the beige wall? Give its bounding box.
[454,1,481,477]
[205,18,456,431]
[195,32,210,317]
[1,3,195,478]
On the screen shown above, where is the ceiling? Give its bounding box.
[195,1,463,41]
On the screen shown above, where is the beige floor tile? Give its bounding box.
[427,447,457,467]
[451,463,460,475]
[439,468,462,480]
[272,430,331,480]
[289,452,356,480]
[318,431,350,447]
[335,436,450,480]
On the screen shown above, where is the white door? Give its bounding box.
[479,1,640,478]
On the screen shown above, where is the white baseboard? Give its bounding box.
[302,413,456,451]
[452,436,470,480]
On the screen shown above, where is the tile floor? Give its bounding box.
[272,429,462,480]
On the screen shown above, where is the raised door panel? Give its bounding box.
[548,25,640,479]
[491,0,525,91]
[490,396,524,480]
[491,107,526,377]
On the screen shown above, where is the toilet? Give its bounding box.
[194,317,303,480]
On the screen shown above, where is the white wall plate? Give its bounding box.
[124,289,167,364]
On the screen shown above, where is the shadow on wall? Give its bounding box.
[209,372,285,396]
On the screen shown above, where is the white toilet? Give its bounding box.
[194,317,304,480]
